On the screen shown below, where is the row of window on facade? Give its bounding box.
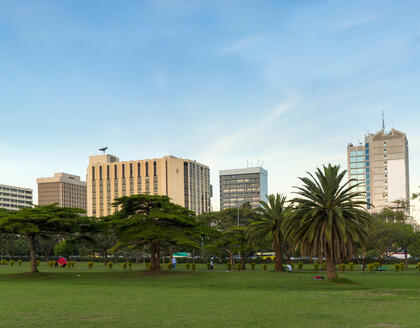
[92,162,158,181]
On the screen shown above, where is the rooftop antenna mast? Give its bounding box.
[382,110,385,131]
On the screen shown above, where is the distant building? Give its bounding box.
[36,173,87,210]
[219,167,268,210]
[0,184,33,211]
[86,154,211,217]
[347,128,409,213]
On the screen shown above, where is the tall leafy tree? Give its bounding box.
[0,205,91,272]
[247,194,292,271]
[111,195,198,271]
[285,164,372,279]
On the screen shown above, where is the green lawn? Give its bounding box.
[0,262,419,328]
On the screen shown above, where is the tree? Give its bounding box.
[285,164,372,280]
[201,205,256,268]
[111,195,198,271]
[0,205,91,273]
[246,194,292,271]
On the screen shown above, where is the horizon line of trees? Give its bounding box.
[1,164,420,280]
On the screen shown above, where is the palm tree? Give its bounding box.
[285,164,372,279]
[247,194,293,271]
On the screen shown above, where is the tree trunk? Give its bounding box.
[150,241,161,271]
[225,249,233,268]
[325,248,338,280]
[155,242,161,270]
[150,242,156,270]
[103,250,108,265]
[241,251,246,270]
[404,249,408,268]
[274,238,283,271]
[28,234,38,273]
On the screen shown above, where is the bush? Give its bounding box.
[128,262,132,270]
[226,263,232,271]
[322,262,326,270]
[399,262,405,272]
[290,262,295,269]
[122,262,127,270]
[191,263,196,271]
[186,262,191,271]
[262,263,268,271]
[166,263,172,271]
[374,262,380,270]
[9,260,15,267]
[107,261,113,270]
[206,262,211,270]
[236,263,241,271]
[36,260,41,266]
[68,261,75,268]
[394,263,399,272]
[348,262,354,271]
[1,259,7,265]
[146,263,151,271]
[339,263,346,272]
[367,263,374,272]
[314,263,319,271]
[17,259,22,266]
[251,262,256,271]
[48,261,54,268]
[88,262,94,269]
[417,263,420,272]
[297,262,303,271]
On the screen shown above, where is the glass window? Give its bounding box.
[350,151,357,156]
[366,161,369,167]
[365,143,369,148]
[366,168,370,173]
[122,164,125,179]
[366,155,369,161]
[92,167,95,181]
[145,162,149,177]
[114,165,118,179]
[366,174,370,179]
[365,149,369,155]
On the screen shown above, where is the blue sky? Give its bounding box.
[1,0,420,210]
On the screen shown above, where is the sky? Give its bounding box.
[1,0,420,214]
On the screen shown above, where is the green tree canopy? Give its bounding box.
[0,205,91,272]
[111,195,199,271]
[247,194,293,271]
[285,164,372,279]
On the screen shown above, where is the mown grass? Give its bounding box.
[0,262,419,328]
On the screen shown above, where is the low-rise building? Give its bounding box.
[0,184,33,211]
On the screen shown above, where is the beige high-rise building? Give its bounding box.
[86,154,211,217]
[347,128,409,213]
[36,173,87,210]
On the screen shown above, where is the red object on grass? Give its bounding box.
[313,275,324,280]
[57,257,67,267]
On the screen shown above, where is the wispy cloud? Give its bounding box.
[335,15,380,29]
[220,33,268,55]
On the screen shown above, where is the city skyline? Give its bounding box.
[1,1,420,212]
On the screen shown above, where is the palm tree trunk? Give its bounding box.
[241,251,246,270]
[274,238,282,271]
[225,249,233,268]
[325,248,337,279]
[28,234,38,273]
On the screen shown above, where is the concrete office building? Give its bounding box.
[0,184,33,211]
[37,173,87,210]
[219,167,268,210]
[347,128,409,213]
[87,154,211,217]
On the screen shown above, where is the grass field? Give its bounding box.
[0,262,419,328]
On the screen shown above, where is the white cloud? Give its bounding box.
[335,15,380,29]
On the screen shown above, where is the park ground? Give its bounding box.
[0,263,419,328]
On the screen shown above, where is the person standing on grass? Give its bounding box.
[210,259,214,270]
[287,263,292,272]
[172,256,177,270]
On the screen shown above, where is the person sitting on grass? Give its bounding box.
[57,257,67,268]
